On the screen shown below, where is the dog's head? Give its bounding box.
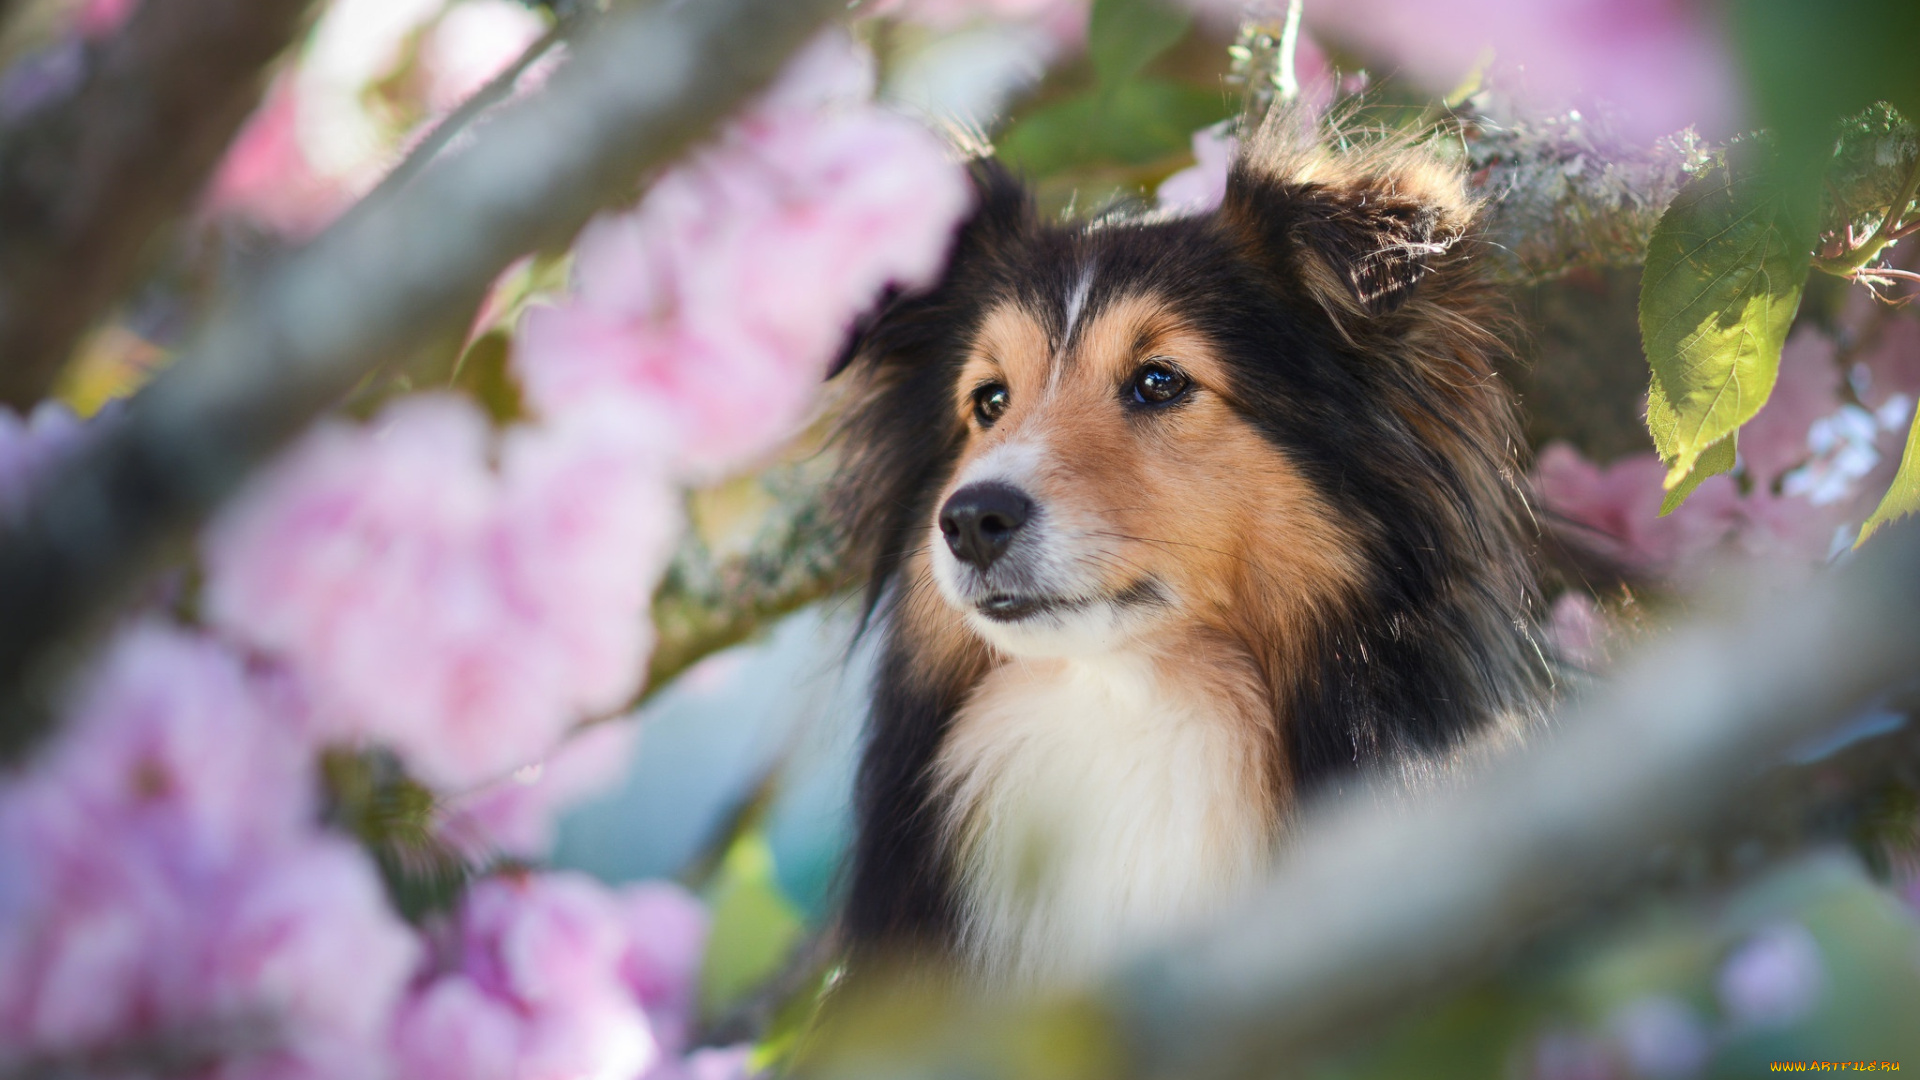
[836,119,1527,686]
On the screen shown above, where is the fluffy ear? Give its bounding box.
[1218,118,1477,323]
[828,158,1035,378]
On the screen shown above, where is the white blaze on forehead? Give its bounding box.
[1050,260,1097,394]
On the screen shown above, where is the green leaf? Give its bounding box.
[451,329,523,424]
[997,80,1230,178]
[1657,432,1735,517]
[1639,159,1814,492]
[1858,408,1920,545]
[699,832,806,1019]
[1088,0,1190,88]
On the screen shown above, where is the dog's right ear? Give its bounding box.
[828,158,1035,379]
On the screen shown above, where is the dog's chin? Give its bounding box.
[947,588,1163,659]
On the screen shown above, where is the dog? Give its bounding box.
[830,116,1551,985]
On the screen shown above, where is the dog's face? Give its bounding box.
[928,280,1361,659]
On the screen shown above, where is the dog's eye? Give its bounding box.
[1129,362,1191,407]
[972,382,1011,427]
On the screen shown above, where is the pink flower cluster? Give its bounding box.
[204,397,679,791]
[1300,0,1743,144]
[0,623,419,1078]
[515,31,971,479]
[395,873,743,1080]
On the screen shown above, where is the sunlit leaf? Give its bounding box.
[700,832,806,1019]
[1858,410,1920,545]
[1657,433,1735,517]
[1639,159,1813,495]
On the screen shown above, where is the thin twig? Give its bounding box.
[1814,148,1920,279]
[0,0,844,764]
[354,10,577,209]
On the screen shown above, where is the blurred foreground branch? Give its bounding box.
[0,0,843,762]
[799,521,1920,1079]
[0,0,320,409]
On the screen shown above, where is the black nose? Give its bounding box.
[939,482,1033,571]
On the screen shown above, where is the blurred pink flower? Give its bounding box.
[1305,0,1742,144]
[76,0,138,37]
[438,718,639,860]
[514,31,971,478]
[1156,123,1240,213]
[1544,591,1611,672]
[203,396,680,790]
[0,401,88,520]
[0,624,417,1076]
[1534,442,1742,577]
[394,873,729,1080]
[204,78,356,237]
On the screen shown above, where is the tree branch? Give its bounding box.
[0,0,322,409]
[798,519,1920,1079]
[643,463,855,702]
[0,0,844,763]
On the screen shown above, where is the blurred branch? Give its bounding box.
[799,520,1920,1079]
[0,0,321,409]
[355,7,576,207]
[1466,110,1917,284]
[0,0,844,763]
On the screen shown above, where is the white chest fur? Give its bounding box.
[933,652,1278,984]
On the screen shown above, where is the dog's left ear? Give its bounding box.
[1218,130,1475,324]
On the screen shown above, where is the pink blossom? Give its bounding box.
[1534,442,1743,577]
[1304,0,1743,145]
[514,32,972,478]
[0,401,88,519]
[394,873,720,1080]
[1156,123,1240,213]
[1545,591,1611,672]
[204,79,356,237]
[438,718,640,860]
[203,396,680,790]
[0,624,418,1075]
[76,0,138,37]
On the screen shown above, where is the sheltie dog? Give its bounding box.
[830,116,1551,984]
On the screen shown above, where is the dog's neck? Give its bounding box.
[932,639,1283,984]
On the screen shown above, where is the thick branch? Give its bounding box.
[0,0,320,409]
[0,0,843,762]
[798,520,1920,1078]
[644,463,855,700]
